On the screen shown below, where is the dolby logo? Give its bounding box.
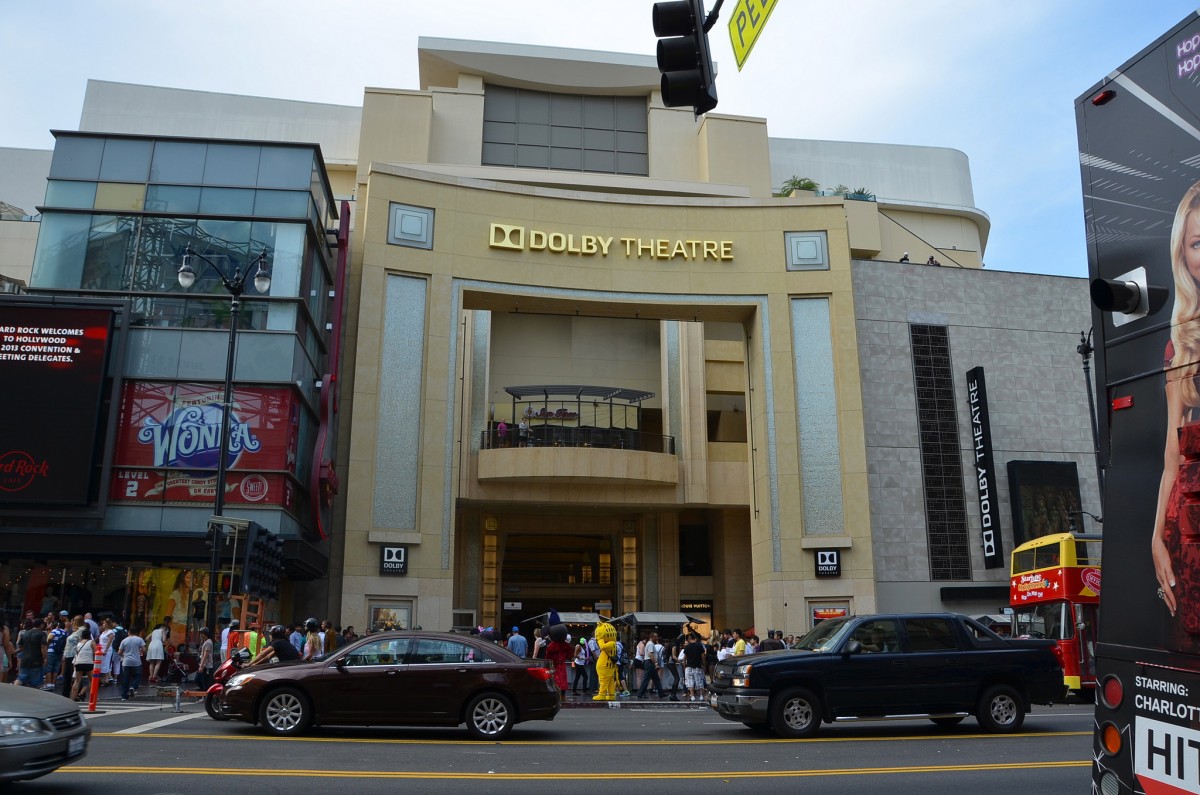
[380,545,408,576]
[815,549,841,578]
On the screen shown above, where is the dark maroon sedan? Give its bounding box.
[219,630,559,739]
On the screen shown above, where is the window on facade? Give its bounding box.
[482,85,648,176]
[910,324,972,581]
[679,524,712,576]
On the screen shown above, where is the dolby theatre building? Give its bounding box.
[335,38,992,636]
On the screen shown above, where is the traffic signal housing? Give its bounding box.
[653,0,718,116]
[241,521,286,601]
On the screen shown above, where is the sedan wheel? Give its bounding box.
[466,692,515,740]
[258,687,312,737]
[976,685,1025,733]
[770,687,821,738]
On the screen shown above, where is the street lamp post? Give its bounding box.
[177,247,271,638]
[1076,329,1105,508]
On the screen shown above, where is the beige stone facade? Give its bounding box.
[331,38,978,636]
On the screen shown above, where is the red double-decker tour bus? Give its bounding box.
[1009,532,1101,700]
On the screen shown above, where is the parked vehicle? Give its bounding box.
[1009,532,1101,700]
[219,630,559,739]
[0,685,91,783]
[205,646,251,720]
[709,613,1064,738]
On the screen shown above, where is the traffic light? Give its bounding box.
[240,521,286,600]
[653,0,718,116]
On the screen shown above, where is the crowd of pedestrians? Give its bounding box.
[0,610,362,703]
[492,623,803,703]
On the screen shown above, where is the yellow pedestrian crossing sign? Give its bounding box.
[728,0,778,71]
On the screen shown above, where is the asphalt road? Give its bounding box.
[17,699,1095,793]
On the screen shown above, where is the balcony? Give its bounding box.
[477,426,677,485]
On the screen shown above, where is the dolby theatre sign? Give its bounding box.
[489,223,733,262]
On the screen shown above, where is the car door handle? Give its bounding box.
[456,667,468,673]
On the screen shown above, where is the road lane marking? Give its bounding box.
[112,712,207,735]
[58,760,1092,779]
[93,729,1091,744]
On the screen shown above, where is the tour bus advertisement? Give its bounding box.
[1079,11,1200,794]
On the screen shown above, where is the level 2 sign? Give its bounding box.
[380,545,408,576]
[728,0,779,71]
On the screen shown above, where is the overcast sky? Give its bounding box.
[2,1,1197,278]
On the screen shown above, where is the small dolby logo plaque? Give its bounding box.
[815,549,841,578]
[380,545,408,576]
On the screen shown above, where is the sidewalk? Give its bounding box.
[558,690,710,710]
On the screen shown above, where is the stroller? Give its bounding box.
[164,655,190,686]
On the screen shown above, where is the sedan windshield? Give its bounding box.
[793,618,852,652]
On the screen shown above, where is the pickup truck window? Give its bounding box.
[794,617,852,652]
[904,617,959,652]
[851,619,900,652]
[962,617,1008,647]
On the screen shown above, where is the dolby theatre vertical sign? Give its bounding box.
[967,367,1003,569]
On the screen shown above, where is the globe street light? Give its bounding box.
[177,247,270,638]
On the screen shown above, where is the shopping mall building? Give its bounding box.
[0,39,1097,638]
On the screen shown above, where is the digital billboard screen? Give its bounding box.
[0,304,115,504]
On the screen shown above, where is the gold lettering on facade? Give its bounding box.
[490,225,732,260]
[489,223,524,251]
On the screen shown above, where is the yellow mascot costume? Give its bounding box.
[592,622,618,701]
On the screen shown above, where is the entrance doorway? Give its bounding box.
[499,533,616,628]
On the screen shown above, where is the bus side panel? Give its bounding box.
[1080,12,1200,795]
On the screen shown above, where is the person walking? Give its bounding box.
[682,631,707,702]
[70,629,94,702]
[59,616,83,698]
[196,627,214,691]
[98,617,117,686]
[544,634,572,699]
[659,635,680,701]
[506,627,528,658]
[15,619,48,689]
[145,621,167,682]
[571,637,589,695]
[636,632,664,699]
[117,626,145,700]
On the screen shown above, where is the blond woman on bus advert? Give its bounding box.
[1153,179,1200,651]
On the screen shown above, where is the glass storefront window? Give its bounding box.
[94,182,145,212]
[203,144,260,187]
[145,185,200,214]
[98,138,152,182]
[44,180,97,209]
[260,223,304,298]
[199,187,255,216]
[258,147,313,190]
[254,190,309,218]
[49,136,104,180]
[150,140,207,184]
[31,212,91,288]
[83,215,138,291]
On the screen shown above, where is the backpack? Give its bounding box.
[111,626,128,651]
[47,628,67,656]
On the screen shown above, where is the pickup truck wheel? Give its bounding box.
[771,687,821,738]
[977,685,1025,733]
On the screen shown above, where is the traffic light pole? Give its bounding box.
[653,0,722,116]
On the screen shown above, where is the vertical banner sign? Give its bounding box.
[967,367,1003,569]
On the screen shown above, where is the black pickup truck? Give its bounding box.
[709,613,1064,737]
